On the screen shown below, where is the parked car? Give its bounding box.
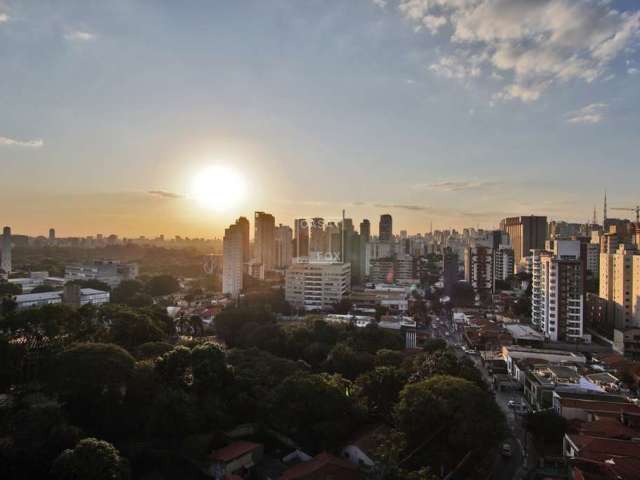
[507,400,521,408]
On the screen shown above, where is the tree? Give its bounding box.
[31,284,58,294]
[51,438,130,480]
[324,343,374,380]
[154,346,192,389]
[356,367,407,420]
[410,349,485,389]
[110,280,144,305]
[105,306,165,350]
[332,298,353,314]
[146,275,180,297]
[451,282,475,307]
[374,349,404,368]
[422,338,447,354]
[146,389,198,439]
[67,279,111,292]
[395,375,505,473]
[524,410,567,445]
[54,344,135,434]
[0,282,22,295]
[268,373,359,451]
[191,342,229,392]
[134,341,174,360]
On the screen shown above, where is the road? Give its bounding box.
[426,312,530,480]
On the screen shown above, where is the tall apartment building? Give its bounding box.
[236,216,251,263]
[254,211,275,272]
[1,226,11,274]
[532,240,584,342]
[464,246,493,296]
[599,245,640,330]
[494,246,515,283]
[442,250,458,297]
[285,261,351,311]
[379,214,393,242]
[275,224,293,269]
[500,216,548,272]
[294,218,309,258]
[223,222,244,297]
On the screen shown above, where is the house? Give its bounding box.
[207,441,263,479]
[281,452,359,480]
[341,424,390,467]
[553,391,640,422]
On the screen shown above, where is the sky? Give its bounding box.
[1,0,639,238]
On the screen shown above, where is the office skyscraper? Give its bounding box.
[500,216,547,271]
[1,226,11,274]
[254,211,276,271]
[294,218,309,257]
[360,219,371,242]
[379,214,393,241]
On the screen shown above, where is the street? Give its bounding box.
[427,312,530,480]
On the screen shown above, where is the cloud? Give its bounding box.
[387,0,640,101]
[0,13,8,23]
[629,68,640,75]
[565,103,607,124]
[0,136,44,148]
[148,190,183,199]
[64,31,96,41]
[374,203,436,212]
[414,180,501,192]
[372,0,388,8]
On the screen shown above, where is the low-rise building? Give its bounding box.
[285,261,351,311]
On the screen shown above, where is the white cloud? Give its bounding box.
[387,0,640,101]
[0,13,9,23]
[565,103,607,124]
[64,31,96,41]
[0,136,44,148]
[629,67,640,75]
[414,180,501,192]
[372,0,388,8]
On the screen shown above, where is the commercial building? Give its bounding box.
[274,224,293,269]
[236,216,251,263]
[13,285,110,310]
[293,218,309,258]
[494,245,515,283]
[378,214,393,242]
[254,211,275,272]
[223,221,244,297]
[442,250,458,297]
[64,260,138,287]
[285,261,350,311]
[1,226,11,274]
[500,216,548,271]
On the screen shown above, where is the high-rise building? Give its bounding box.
[254,211,275,271]
[48,228,56,242]
[275,224,293,269]
[494,246,515,283]
[599,245,640,331]
[442,249,458,297]
[500,216,548,271]
[379,214,393,242]
[1,226,11,274]
[285,262,351,311]
[236,216,251,263]
[464,245,493,297]
[532,240,584,341]
[360,219,371,242]
[223,222,244,297]
[294,218,309,257]
[310,217,325,254]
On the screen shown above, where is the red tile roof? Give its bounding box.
[210,441,262,462]
[281,452,359,480]
[560,398,640,415]
[568,434,640,460]
[577,418,640,440]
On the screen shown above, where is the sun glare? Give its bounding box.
[190,165,247,211]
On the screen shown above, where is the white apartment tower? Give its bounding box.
[254,211,276,272]
[223,222,244,297]
[532,240,584,342]
[600,245,640,330]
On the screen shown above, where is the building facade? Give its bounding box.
[285,261,351,311]
[500,216,548,272]
[223,222,244,297]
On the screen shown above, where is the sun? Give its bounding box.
[190,165,247,211]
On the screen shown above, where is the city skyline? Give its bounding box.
[2,0,640,236]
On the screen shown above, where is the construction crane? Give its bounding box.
[610,206,640,224]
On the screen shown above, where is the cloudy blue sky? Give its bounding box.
[1,0,639,237]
